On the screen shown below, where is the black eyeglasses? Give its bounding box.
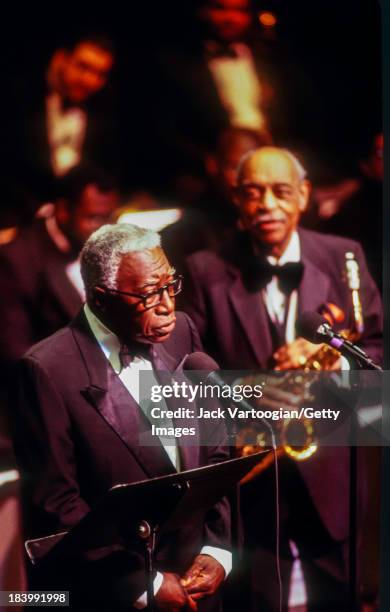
[100,275,183,308]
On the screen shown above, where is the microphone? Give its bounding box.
[183,352,276,443]
[296,312,382,371]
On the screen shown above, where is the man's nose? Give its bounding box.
[156,289,175,314]
[261,187,277,210]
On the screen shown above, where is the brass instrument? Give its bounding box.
[345,251,364,336]
[235,370,318,462]
[236,251,364,467]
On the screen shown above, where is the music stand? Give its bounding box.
[26,452,267,611]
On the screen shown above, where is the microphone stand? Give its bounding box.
[341,340,381,609]
[346,356,365,612]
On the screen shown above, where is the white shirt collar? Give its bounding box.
[84,303,122,373]
[267,230,300,266]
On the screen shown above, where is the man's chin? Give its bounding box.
[251,227,286,248]
[152,333,172,343]
[140,324,176,343]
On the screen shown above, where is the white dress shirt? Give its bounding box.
[83,304,232,607]
[46,93,87,176]
[261,231,349,366]
[207,43,267,131]
[262,231,300,344]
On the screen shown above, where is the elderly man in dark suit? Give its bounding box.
[13,223,230,611]
[182,146,382,610]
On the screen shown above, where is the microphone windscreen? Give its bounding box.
[296,312,328,343]
[183,351,220,372]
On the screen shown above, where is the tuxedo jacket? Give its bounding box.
[13,310,230,609]
[182,228,382,370]
[181,228,382,543]
[0,220,82,370]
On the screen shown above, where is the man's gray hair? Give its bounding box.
[281,149,307,180]
[237,147,307,183]
[80,223,161,299]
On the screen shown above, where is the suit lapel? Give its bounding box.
[225,230,331,364]
[72,313,175,478]
[228,273,273,368]
[298,231,331,317]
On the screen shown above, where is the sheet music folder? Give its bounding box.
[26,451,268,566]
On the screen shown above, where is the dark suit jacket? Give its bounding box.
[0,220,82,369]
[181,228,382,543]
[182,228,382,370]
[13,310,230,609]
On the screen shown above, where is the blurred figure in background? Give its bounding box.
[146,0,321,203]
[197,0,273,137]
[148,0,280,196]
[303,133,383,290]
[0,163,119,471]
[0,164,119,370]
[161,126,267,273]
[2,33,119,211]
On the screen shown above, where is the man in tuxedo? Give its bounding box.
[148,0,278,192]
[0,163,119,370]
[149,0,320,196]
[13,223,230,611]
[182,146,382,610]
[3,34,119,204]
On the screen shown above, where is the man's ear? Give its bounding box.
[91,286,107,310]
[298,179,311,213]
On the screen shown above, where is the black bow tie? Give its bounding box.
[119,343,151,370]
[244,259,304,294]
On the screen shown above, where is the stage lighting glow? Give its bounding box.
[117,208,182,232]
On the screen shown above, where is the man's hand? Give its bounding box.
[155,572,197,611]
[181,554,225,601]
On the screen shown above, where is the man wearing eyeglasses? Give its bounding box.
[13,223,230,611]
